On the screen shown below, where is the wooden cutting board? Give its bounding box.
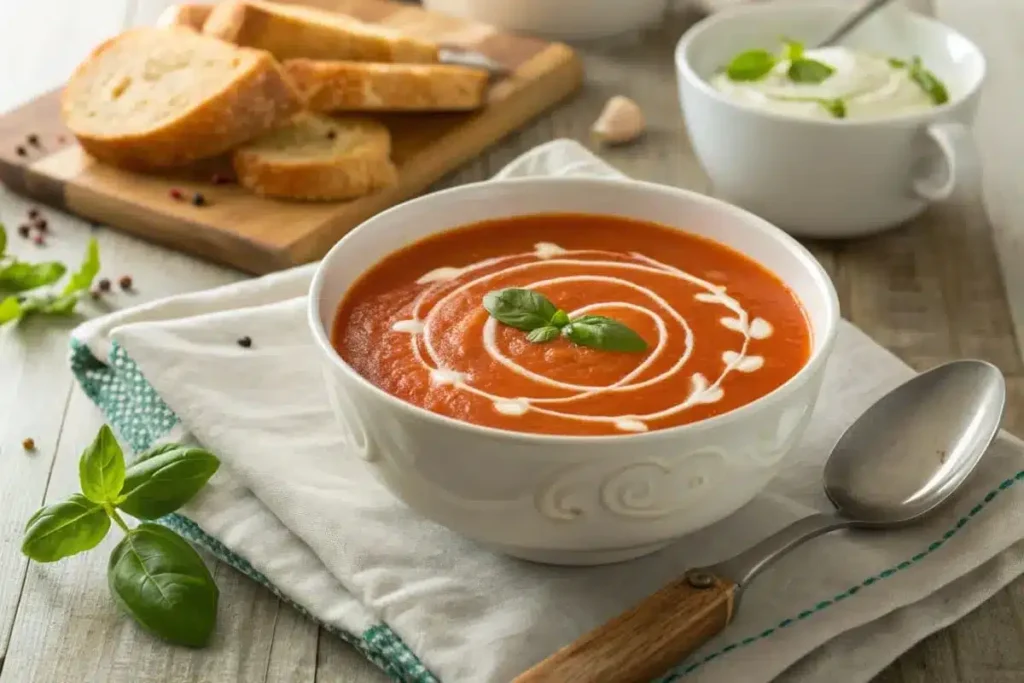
[0,0,582,274]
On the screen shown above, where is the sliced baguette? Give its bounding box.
[203,1,438,64]
[232,112,398,201]
[156,3,213,31]
[62,27,302,170]
[284,59,489,112]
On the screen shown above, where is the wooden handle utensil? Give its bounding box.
[511,570,736,683]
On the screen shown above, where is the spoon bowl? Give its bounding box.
[824,360,1005,525]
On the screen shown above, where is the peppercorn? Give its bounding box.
[28,208,39,219]
[58,135,67,144]
[15,146,26,157]
[326,130,337,140]
[22,438,35,451]
[191,192,206,206]
[97,277,111,292]
[119,275,133,290]
[27,134,40,147]
[17,224,30,238]
[169,188,184,200]
[89,288,102,300]
[237,336,252,348]
[33,218,47,232]
[32,234,45,246]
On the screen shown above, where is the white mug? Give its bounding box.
[675,1,986,239]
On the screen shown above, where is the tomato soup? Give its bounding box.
[332,213,811,437]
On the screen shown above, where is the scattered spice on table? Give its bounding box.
[237,336,252,348]
[32,234,45,246]
[22,438,35,451]
[191,192,207,207]
[57,134,67,144]
[17,224,30,238]
[27,134,40,147]
[15,146,27,157]
[27,208,39,219]
[326,130,337,140]
[119,275,133,291]
[33,218,47,232]
[97,277,111,293]
[168,188,184,201]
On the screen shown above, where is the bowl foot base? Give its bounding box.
[484,540,673,566]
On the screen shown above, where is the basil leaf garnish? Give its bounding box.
[483,288,559,332]
[61,237,100,296]
[726,49,776,81]
[888,57,907,68]
[117,445,220,520]
[562,315,648,353]
[21,494,111,562]
[782,38,804,61]
[0,296,21,323]
[0,261,67,293]
[108,523,219,648]
[787,58,834,84]
[908,56,949,105]
[526,326,560,344]
[0,223,7,256]
[79,424,126,505]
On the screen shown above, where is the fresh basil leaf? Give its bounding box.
[79,424,126,504]
[782,38,804,61]
[820,98,847,119]
[526,326,560,344]
[0,261,67,293]
[108,523,218,648]
[787,58,834,84]
[483,288,558,331]
[0,223,6,256]
[0,296,22,324]
[118,446,220,520]
[726,49,776,81]
[909,56,949,105]
[550,309,570,327]
[888,57,907,68]
[563,315,648,353]
[62,238,100,296]
[22,494,111,562]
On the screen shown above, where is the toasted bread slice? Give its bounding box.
[62,27,302,170]
[156,3,213,31]
[284,59,489,112]
[232,112,398,201]
[203,1,438,64]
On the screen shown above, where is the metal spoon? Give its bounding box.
[513,360,1005,683]
[816,0,900,47]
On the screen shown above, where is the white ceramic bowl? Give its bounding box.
[421,0,668,41]
[676,1,986,238]
[308,177,839,565]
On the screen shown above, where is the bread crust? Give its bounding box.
[285,59,489,112]
[203,1,439,64]
[155,3,213,31]
[232,114,398,201]
[61,28,303,170]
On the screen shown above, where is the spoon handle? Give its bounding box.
[511,572,737,683]
[816,0,897,47]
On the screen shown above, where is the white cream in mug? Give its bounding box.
[710,45,946,121]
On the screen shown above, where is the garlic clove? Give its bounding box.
[591,95,646,146]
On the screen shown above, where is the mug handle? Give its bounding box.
[912,122,982,203]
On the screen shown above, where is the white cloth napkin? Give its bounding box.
[71,140,1024,683]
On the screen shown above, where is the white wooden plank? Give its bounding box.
[0,0,131,114]
[315,629,387,683]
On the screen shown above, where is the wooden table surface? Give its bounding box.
[2,1,1023,681]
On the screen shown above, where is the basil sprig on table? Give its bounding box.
[483,288,648,353]
[22,425,221,648]
[0,223,101,325]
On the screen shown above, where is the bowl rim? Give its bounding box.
[307,175,841,445]
[674,0,987,128]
